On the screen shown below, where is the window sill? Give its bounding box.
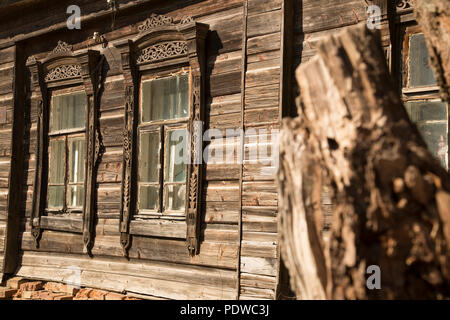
[135,211,185,218]
[45,209,83,215]
[402,86,440,95]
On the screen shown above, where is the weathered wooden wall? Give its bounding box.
[0,41,25,279]
[0,0,287,300]
[19,0,245,300]
[295,0,367,66]
[237,0,286,300]
[0,45,15,276]
[0,0,390,300]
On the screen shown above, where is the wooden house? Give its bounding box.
[0,0,446,299]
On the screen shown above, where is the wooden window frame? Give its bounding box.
[400,25,440,94]
[114,14,208,256]
[398,23,449,170]
[162,123,189,215]
[66,134,87,210]
[137,125,163,215]
[47,91,86,213]
[136,71,190,218]
[27,42,103,254]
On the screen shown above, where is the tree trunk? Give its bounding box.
[278,23,450,300]
[414,0,450,105]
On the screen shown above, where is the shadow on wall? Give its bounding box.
[291,0,304,118]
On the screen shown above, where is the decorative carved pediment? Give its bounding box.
[136,41,188,64]
[137,14,198,32]
[51,41,73,55]
[26,56,36,65]
[137,13,174,32]
[180,16,194,25]
[44,64,82,82]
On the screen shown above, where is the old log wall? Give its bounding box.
[237,0,287,300]
[19,0,244,301]
[0,44,15,277]
[294,0,367,67]
[0,0,407,300]
[0,0,288,299]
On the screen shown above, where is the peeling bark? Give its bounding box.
[278,23,450,300]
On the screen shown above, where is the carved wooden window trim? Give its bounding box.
[396,0,413,14]
[114,14,208,256]
[27,42,104,254]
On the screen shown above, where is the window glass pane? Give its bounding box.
[164,184,185,211]
[141,74,189,122]
[48,186,64,208]
[165,129,187,183]
[405,100,447,122]
[51,92,86,131]
[68,185,84,208]
[69,137,85,183]
[139,185,159,210]
[49,140,65,184]
[405,100,448,168]
[409,34,437,87]
[139,132,159,183]
[417,123,448,168]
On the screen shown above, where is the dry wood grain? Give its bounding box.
[279,23,450,300]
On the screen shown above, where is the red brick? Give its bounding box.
[53,295,73,300]
[6,277,28,289]
[105,292,126,300]
[0,288,18,299]
[21,291,34,299]
[19,281,44,291]
[32,291,54,300]
[74,288,92,299]
[89,289,108,300]
[12,289,22,299]
[44,282,79,295]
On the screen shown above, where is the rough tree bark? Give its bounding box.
[414,0,450,105]
[278,23,450,300]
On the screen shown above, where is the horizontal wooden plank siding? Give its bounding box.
[6,0,252,299]
[0,44,15,277]
[0,221,5,254]
[0,0,243,299]
[4,0,375,298]
[17,251,236,300]
[237,0,283,300]
[0,0,378,300]
[0,47,14,222]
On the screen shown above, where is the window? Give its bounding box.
[405,33,436,88]
[27,44,101,252]
[405,100,448,168]
[115,14,208,255]
[401,27,448,169]
[47,91,87,211]
[138,73,189,216]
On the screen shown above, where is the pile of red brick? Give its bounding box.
[0,277,142,300]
